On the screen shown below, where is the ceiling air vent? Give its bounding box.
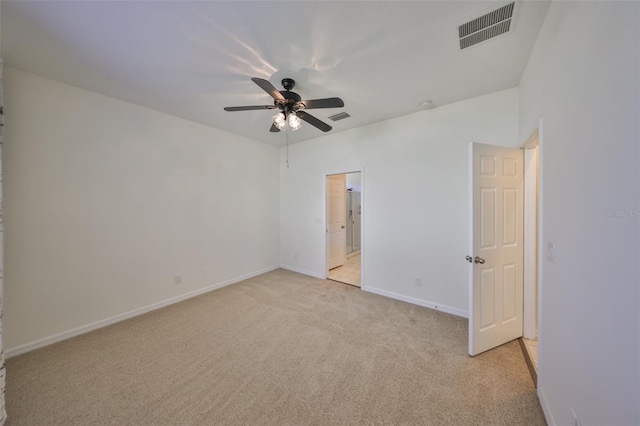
[458,2,515,50]
[328,112,351,122]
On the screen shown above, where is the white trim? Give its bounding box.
[359,168,365,288]
[362,285,468,318]
[538,386,555,426]
[522,117,546,396]
[535,118,545,377]
[279,264,325,279]
[523,145,538,339]
[467,143,475,347]
[5,265,280,358]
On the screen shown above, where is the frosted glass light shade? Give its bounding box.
[273,112,286,130]
[288,112,301,130]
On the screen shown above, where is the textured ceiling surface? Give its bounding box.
[1,1,550,146]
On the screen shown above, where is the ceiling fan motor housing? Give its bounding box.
[281,78,296,91]
[278,90,302,112]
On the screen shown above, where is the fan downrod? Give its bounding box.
[282,78,295,91]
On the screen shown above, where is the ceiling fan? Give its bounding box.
[224,78,344,133]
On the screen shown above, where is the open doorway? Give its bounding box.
[520,123,541,383]
[326,171,362,287]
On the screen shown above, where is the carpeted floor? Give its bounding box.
[5,269,546,425]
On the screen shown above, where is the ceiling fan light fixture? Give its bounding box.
[288,112,301,131]
[273,112,286,130]
[225,77,341,133]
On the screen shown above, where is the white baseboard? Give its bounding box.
[5,265,280,359]
[279,264,325,280]
[538,386,555,426]
[361,285,468,318]
[279,268,468,319]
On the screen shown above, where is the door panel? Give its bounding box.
[503,263,517,321]
[503,189,517,245]
[469,143,524,356]
[327,174,346,270]
[480,268,496,329]
[480,188,496,248]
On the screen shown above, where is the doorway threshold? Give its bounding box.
[328,278,360,288]
[518,338,538,386]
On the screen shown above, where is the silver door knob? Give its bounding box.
[474,256,485,264]
[465,255,473,263]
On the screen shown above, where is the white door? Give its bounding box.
[468,143,524,356]
[327,174,347,270]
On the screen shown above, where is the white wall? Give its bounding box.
[519,2,640,425]
[3,67,280,353]
[346,172,361,192]
[280,88,518,316]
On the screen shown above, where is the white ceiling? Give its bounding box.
[1,1,550,146]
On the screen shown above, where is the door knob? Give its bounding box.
[465,255,473,263]
[341,225,346,229]
[474,256,485,264]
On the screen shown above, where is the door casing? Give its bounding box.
[521,118,544,384]
[522,129,540,340]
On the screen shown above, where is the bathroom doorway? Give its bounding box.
[327,171,362,287]
[519,122,541,385]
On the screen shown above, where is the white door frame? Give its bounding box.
[323,168,365,287]
[522,134,539,339]
[520,118,544,376]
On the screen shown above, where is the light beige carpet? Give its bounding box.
[6,269,545,425]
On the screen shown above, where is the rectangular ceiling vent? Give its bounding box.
[328,112,351,122]
[458,2,515,50]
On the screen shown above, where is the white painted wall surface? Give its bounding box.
[3,68,280,352]
[519,2,640,425]
[280,88,518,316]
[346,172,361,192]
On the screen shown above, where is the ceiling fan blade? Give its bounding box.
[298,97,344,109]
[297,111,332,132]
[270,123,281,133]
[224,105,276,111]
[251,78,285,101]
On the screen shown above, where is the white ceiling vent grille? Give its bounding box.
[328,112,351,122]
[458,2,515,50]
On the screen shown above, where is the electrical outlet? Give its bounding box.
[414,276,422,286]
[175,274,183,285]
[201,268,207,277]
